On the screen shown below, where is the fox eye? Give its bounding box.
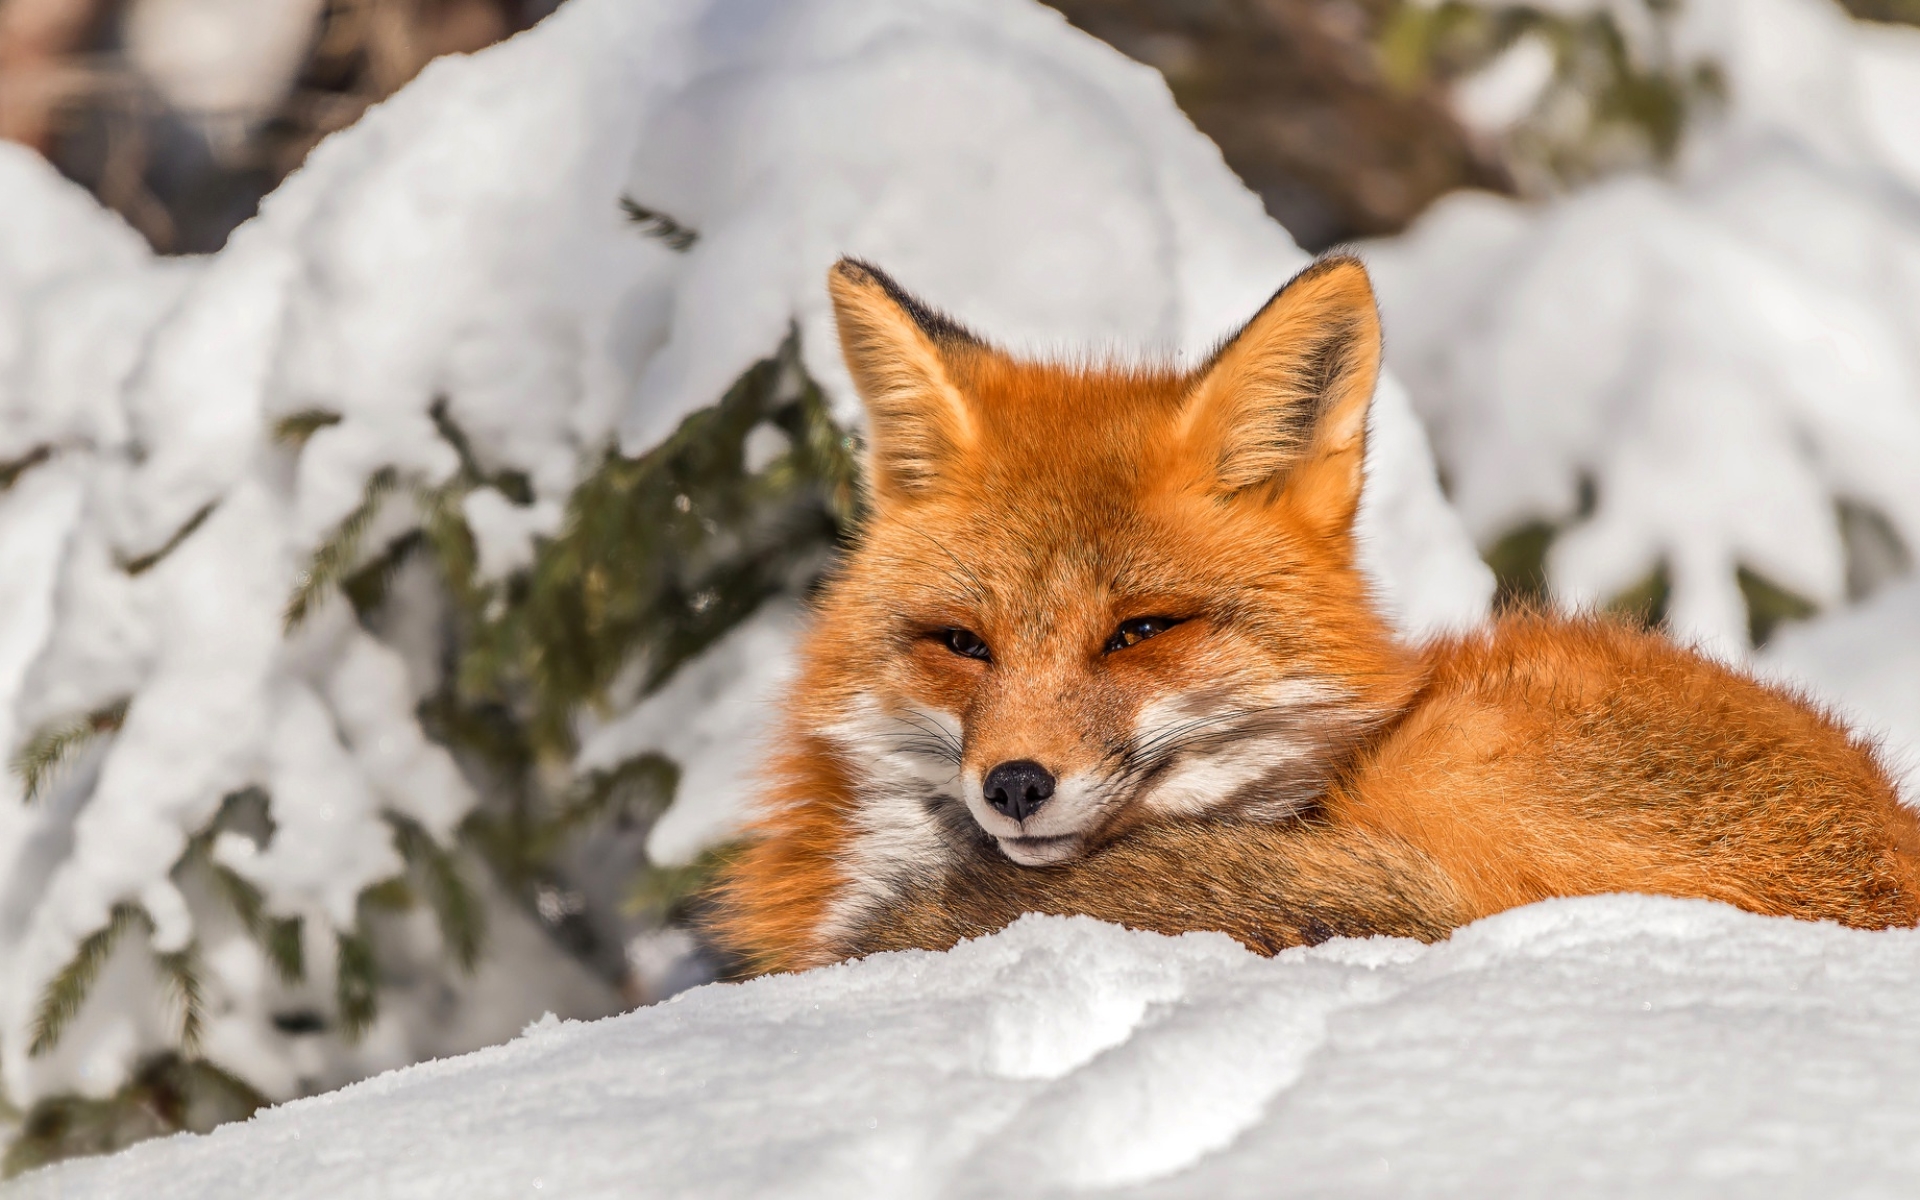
[940,627,992,662]
[1105,617,1181,653]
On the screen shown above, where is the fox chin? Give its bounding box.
[707,253,1920,975]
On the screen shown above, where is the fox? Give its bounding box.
[706,254,1920,974]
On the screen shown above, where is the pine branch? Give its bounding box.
[359,876,416,913]
[120,503,217,575]
[2,1054,267,1179]
[416,481,481,613]
[206,862,305,984]
[619,197,699,251]
[0,445,52,493]
[389,814,486,972]
[30,903,153,1056]
[333,930,379,1042]
[381,334,852,983]
[341,528,428,617]
[13,699,130,804]
[271,409,343,448]
[547,755,678,853]
[154,945,205,1056]
[284,466,401,630]
[175,787,305,985]
[265,917,305,985]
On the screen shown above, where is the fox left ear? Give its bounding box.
[1177,255,1382,535]
[827,258,981,509]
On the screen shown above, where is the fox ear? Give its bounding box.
[828,259,980,506]
[1177,255,1382,533]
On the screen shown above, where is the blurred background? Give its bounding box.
[3,0,1919,1175]
[5,0,1798,251]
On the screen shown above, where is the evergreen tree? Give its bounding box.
[5,202,858,1172]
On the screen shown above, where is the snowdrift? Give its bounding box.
[17,895,1920,1198]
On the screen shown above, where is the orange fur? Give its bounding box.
[707,256,1920,974]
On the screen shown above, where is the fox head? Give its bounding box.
[796,255,1418,871]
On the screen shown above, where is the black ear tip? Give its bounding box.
[828,257,981,347]
[1294,252,1371,286]
[832,257,882,286]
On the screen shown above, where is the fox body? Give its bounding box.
[708,256,1920,974]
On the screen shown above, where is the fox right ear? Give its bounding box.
[1176,255,1382,536]
[828,259,979,507]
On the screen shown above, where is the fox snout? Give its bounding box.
[957,715,1115,865]
[982,760,1054,821]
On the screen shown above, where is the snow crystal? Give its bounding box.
[18,897,1920,1198]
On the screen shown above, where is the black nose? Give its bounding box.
[983,760,1055,821]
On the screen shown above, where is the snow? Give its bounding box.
[461,488,564,585]
[575,600,805,868]
[1368,0,1920,657]
[0,0,1488,1112]
[17,896,1920,1198]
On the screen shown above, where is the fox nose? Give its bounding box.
[983,760,1055,821]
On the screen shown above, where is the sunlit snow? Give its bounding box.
[18,898,1920,1198]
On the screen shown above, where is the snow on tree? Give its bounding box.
[0,0,1488,1164]
[1366,0,1920,657]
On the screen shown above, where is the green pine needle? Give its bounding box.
[13,699,130,804]
[389,815,487,972]
[0,445,52,493]
[2,1054,267,1178]
[271,409,343,447]
[30,903,153,1057]
[206,862,305,984]
[284,466,401,630]
[120,503,217,576]
[265,918,306,985]
[154,945,206,1056]
[205,860,263,928]
[333,930,380,1042]
[619,197,700,251]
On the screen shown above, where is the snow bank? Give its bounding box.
[0,0,1488,1109]
[18,895,1920,1198]
[1366,0,1920,656]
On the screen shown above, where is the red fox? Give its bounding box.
[707,255,1920,974]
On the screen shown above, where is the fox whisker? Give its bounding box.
[1102,700,1359,801]
[887,712,964,764]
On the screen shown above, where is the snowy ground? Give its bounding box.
[15,895,1920,1199]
